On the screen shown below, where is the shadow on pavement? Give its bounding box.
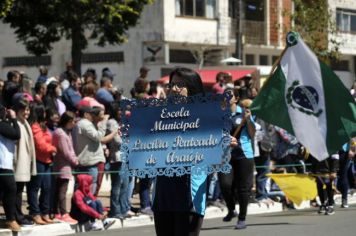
[202,222,290,231]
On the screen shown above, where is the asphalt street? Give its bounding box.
[73,205,356,236]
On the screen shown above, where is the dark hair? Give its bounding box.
[46,81,59,98]
[169,67,204,96]
[224,87,240,100]
[13,97,29,112]
[34,81,46,94]
[81,82,97,97]
[90,106,103,117]
[108,102,121,121]
[7,70,20,81]
[67,70,79,84]
[134,78,149,94]
[28,103,46,129]
[3,82,21,108]
[216,72,227,82]
[58,111,76,128]
[148,81,158,96]
[100,77,111,87]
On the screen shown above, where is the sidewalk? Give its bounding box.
[1,193,355,236]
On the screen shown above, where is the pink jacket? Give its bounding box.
[52,128,78,179]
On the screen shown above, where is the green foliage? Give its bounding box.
[3,0,153,72]
[0,0,13,17]
[290,0,341,63]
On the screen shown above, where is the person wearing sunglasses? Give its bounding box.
[152,67,237,236]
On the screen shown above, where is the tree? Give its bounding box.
[284,0,341,64]
[0,0,13,17]
[2,0,153,74]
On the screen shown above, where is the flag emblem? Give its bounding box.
[287,80,323,117]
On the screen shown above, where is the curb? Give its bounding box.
[1,193,355,236]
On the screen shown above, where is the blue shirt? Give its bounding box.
[231,105,255,159]
[96,88,114,106]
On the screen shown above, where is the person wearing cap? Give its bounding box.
[102,68,115,81]
[72,105,116,195]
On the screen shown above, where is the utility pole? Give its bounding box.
[235,0,244,62]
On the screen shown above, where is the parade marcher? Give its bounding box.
[13,98,36,226]
[0,105,21,232]
[219,91,256,229]
[152,68,207,236]
[27,103,57,225]
[311,154,339,215]
[52,111,79,224]
[337,139,356,208]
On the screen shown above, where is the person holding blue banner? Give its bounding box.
[151,67,238,236]
[152,67,206,236]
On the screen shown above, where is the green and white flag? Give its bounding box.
[251,32,356,161]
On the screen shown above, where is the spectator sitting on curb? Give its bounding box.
[70,174,115,231]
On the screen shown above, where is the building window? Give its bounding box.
[331,60,349,71]
[245,0,265,22]
[259,55,268,65]
[336,8,356,33]
[176,0,216,19]
[169,49,196,64]
[272,55,279,65]
[82,52,124,63]
[245,54,255,65]
[3,55,51,67]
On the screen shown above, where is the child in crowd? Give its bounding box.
[52,111,79,224]
[70,174,115,231]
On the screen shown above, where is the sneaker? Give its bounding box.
[223,210,237,222]
[103,219,116,230]
[18,218,34,227]
[90,220,103,231]
[32,215,47,225]
[318,205,326,214]
[5,220,21,232]
[126,210,136,217]
[235,220,246,230]
[54,214,62,221]
[140,207,153,216]
[325,206,335,215]
[341,199,349,208]
[61,214,78,225]
[42,214,54,224]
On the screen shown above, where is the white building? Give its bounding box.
[0,0,232,95]
[0,0,355,95]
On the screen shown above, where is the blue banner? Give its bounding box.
[120,94,231,178]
